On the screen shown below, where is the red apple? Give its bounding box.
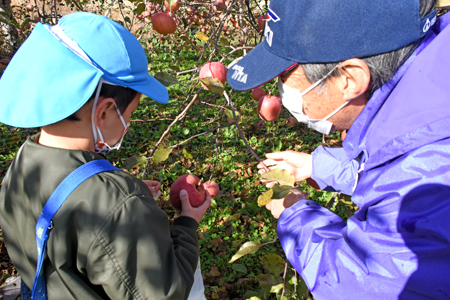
[202,181,219,198]
[257,122,265,127]
[164,0,181,12]
[169,174,206,211]
[142,10,151,17]
[212,0,227,11]
[286,117,296,127]
[26,3,34,11]
[199,62,227,90]
[258,95,281,121]
[251,87,266,101]
[257,14,269,32]
[152,11,177,34]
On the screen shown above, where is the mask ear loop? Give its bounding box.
[91,78,105,145]
[91,78,120,145]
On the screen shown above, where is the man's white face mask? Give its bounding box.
[278,66,349,135]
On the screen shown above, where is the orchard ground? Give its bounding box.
[0,0,366,298]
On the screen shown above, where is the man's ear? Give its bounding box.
[338,58,371,102]
[93,98,116,130]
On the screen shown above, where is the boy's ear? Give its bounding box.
[93,98,116,130]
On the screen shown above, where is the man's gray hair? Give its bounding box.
[301,0,437,95]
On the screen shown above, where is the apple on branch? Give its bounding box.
[164,0,181,12]
[152,11,177,34]
[199,61,227,91]
[258,95,281,121]
[251,87,266,101]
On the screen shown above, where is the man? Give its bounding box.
[0,12,210,299]
[227,0,450,299]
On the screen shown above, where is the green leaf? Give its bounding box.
[183,128,190,135]
[260,274,283,290]
[182,148,193,159]
[219,37,229,47]
[262,253,285,275]
[195,31,210,41]
[170,65,180,71]
[232,263,248,274]
[199,77,224,94]
[257,189,273,207]
[275,140,282,152]
[136,2,145,15]
[152,147,173,165]
[229,241,261,263]
[260,169,295,187]
[166,0,176,5]
[123,154,148,170]
[272,185,293,199]
[154,72,179,87]
[270,283,283,294]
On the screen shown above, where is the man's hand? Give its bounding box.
[257,150,313,187]
[179,190,211,224]
[266,192,306,219]
[142,180,162,198]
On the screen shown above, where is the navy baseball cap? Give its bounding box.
[227,0,437,91]
[0,12,169,128]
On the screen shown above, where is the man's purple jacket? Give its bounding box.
[278,13,450,300]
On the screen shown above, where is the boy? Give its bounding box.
[0,12,210,299]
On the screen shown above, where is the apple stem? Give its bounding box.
[268,77,279,96]
[223,90,270,172]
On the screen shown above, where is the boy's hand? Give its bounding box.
[178,190,211,224]
[142,180,162,198]
[266,192,306,219]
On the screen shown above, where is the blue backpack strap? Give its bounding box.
[32,160,121,300]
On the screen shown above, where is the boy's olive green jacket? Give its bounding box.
[0,136,199,299]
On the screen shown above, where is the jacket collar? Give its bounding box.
[343,13,450,170]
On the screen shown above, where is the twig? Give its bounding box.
[168,124,232,149]
[141,87,203,179]
[268,76,279,95]
[131,118,174,122]
[281,261,288,299]
[223,90,269,172]
[260,236,277,246]
[219,46,253,63]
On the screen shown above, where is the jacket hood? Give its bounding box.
[343,12,450,171]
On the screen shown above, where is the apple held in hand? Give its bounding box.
[169,174,206,211]
[203,180,219,198]
[199,62,227,90]
[258,95,281,121]
[152,11,177,34]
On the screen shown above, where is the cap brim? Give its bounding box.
[126,74,169,104]
[227,42,298,91]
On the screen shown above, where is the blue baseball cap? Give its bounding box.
[0,12,169,128]
[227,0,437,91]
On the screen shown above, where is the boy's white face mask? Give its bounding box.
[91,78,130,155]
[278,66,349,135]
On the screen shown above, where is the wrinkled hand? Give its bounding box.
[179,190,211,224]
[266,192,306,219]
[142,180,162,198]
[257,150,313,188]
